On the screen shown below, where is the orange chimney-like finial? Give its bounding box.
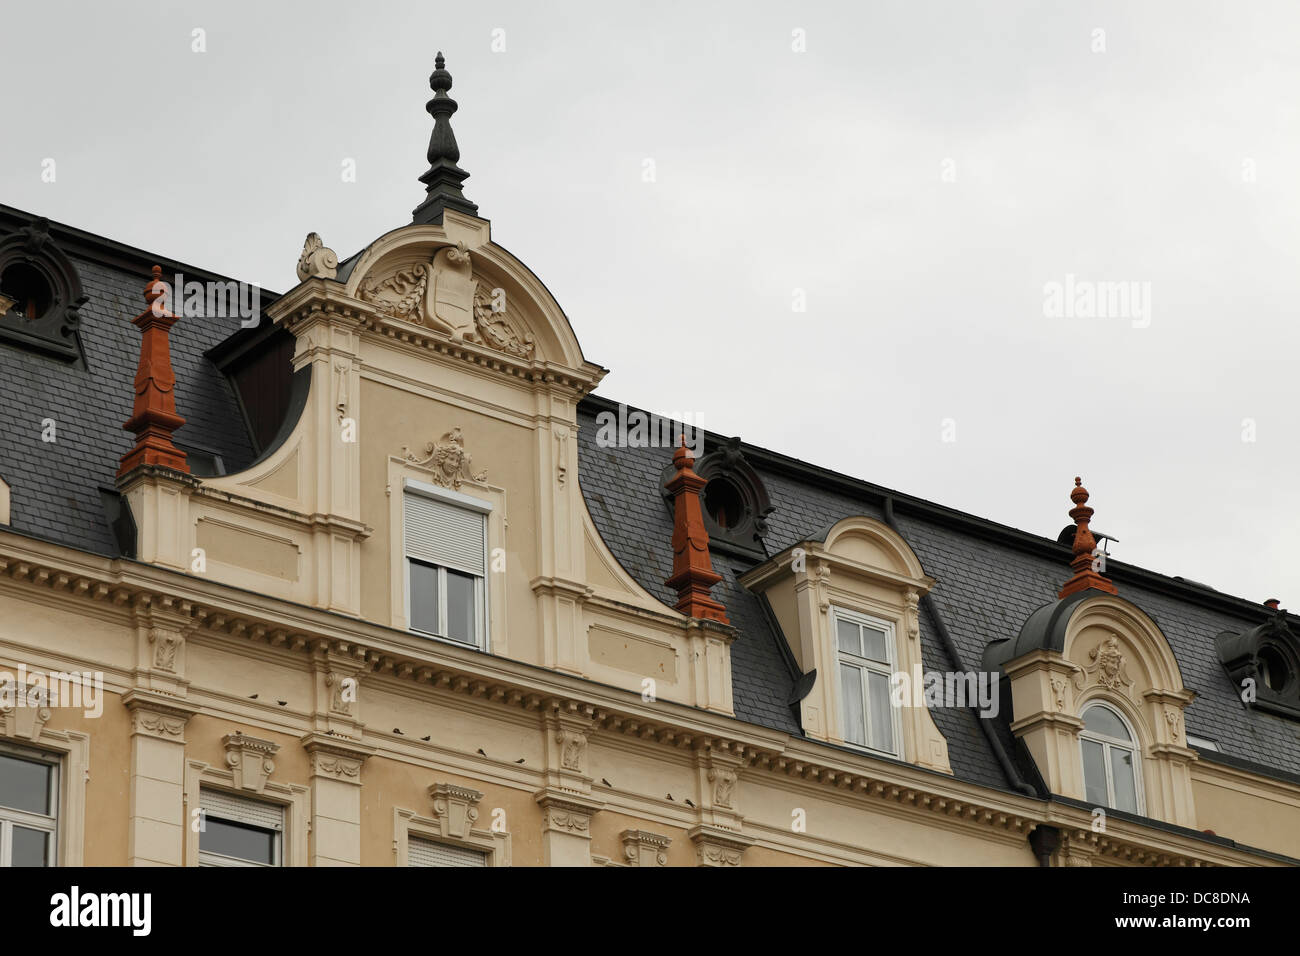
[664,436,729,624]
[1058,476,1116,599]
[118,266,189,477]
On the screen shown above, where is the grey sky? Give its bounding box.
[3,1,1298,605]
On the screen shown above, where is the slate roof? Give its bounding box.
[575,396,1300,795]
[2,204,1298,807]
[0,207,261,559]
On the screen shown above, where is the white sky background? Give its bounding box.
[2,1,1298,605]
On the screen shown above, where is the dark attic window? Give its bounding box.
[704,476,745,530]
[1216,609,1300,720]
[1,262,54,320]
[662,436,774,560]
[0,218,88,365]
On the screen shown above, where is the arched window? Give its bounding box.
[1079,703,1143,814]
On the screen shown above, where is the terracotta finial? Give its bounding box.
[1058,477,1116,598]
[664,435,729,624]
[118,266,189,478]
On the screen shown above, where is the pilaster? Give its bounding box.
[301,732,373,866]
[122,689,199,866]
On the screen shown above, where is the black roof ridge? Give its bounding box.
[0,202,282,306]
[577,392,1283,629]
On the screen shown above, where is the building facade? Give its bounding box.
[0,55,1297,868]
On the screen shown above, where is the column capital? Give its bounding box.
[300,732,374,783]
[688,824,754,867]
[122,689,199,741]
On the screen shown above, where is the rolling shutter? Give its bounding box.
[408,837,487,867]
[404,492,486,576]
[200,788,283,831]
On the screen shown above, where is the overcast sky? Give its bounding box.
[3,1,1298,605]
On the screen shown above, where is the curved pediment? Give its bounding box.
[334,219,590,372]
[818,515,927,582]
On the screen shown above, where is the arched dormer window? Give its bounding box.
[1079,702,1143,814]
[660,437,772,560]
[0,218,87,364]
[985,591,1198,827]
[738,515,953,774]
[1216,609,1300,720]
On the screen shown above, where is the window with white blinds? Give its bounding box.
[404,492,487,576]
[408,837,487,867]
[198,788,283,867]
[403,482,490,649]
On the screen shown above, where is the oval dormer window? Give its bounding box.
[0,262,53,321]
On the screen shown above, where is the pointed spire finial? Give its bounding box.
[412,51,479,224]
[664,437,729,624]
[118,265,188,478]
[1058,476,1116,598]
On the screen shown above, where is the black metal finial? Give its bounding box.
[412,51,479,224]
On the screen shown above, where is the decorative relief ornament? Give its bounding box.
[400,427,487,489]
[136,711,186,738]
[556,728,587,772]
[431,242,475,336]
[326,671,354,716]
[905,590,921,641]
[359,263,430,324]
[1050,675,1068,711]
[697,843,743,866]
[1165,708,1181,741]
[149,627,181,672]
[709,768,737,809]
[472,284,535,359]
[296,232,339,281]
[1082,634,1133,693]
[223,732,279,793]
[312,754,362,778]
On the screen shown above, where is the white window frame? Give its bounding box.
[0,743,58,867]
[403,478,492,652]
[832,606,901,758]
[197,788,285,868]
[393,805,510,867]
[1078,702,1145,815]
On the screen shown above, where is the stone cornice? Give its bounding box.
[0,529,1288,866]
[273,287,604,398]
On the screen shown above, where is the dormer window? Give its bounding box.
[1,262,53,320]
[1079,703,1143,814]
[703,476,744,530]
[0,218,87,364]
[1216,610,1300,720]
[404,479,490,650]
[833,607,899,756]
[660,436,773,559]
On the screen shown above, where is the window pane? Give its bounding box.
[1081,739,1108,806]
[861,627,889,664]
[11,826,50,866]
[200,817,276,865]
[836,619,860,655]
[409,560,440,634]
[0,754,51,815]
[867,670,894,753]
[1109,746,1139,813]
[839,664,865,746]
[1083,705,1130,741]
[445,569,477,645]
